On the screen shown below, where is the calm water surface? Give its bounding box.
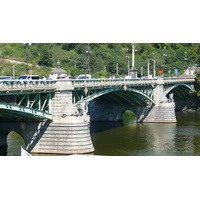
[2,111,200,156]
[91,111,200,156]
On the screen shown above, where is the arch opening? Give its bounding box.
[165,85,198,111]
[6,131,25,156]
[122,110,137,124]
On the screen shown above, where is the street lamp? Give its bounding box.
[152,53,156,78]
[86,44,91,74]
[163,46,167,77]
[24,43,31,74]
[126,54,130,76]
[184,52,187,70]
[130,43,137,78]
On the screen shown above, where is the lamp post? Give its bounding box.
[86,44,91,74]
[184,52,187,71]
[130,43,137,78]
[126,54,130,76]
[152,53,156,78]
[163,46,167,77]
[25,43,31,74]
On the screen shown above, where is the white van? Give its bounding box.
[77,74,91,79]
[18,75,40,80]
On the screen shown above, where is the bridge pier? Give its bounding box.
[27,80,94,154]
[138,77,176,123]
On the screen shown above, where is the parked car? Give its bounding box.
[17,75,40,84]
[0,76,14,85]
[77,74,91,79]
[18,75,40,80]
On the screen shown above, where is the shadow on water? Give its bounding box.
[90,110,136,135]
[90,121,124,135]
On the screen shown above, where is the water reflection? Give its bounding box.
[1,112,200,156]
[91,112,200,156]
[139,123,177,156]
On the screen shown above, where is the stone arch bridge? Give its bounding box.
[0,77,195,155]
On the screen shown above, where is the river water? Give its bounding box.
[2,111,200,156]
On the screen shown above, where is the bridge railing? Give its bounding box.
[71,78,158,88]
[0,80,57,91]
[163,77,195,84]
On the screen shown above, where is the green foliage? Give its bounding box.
[92,70,108,78]
[122,110,136,124]
[1,43,200,78]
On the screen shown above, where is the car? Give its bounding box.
[0,76,14,85]
[18,75,40,80]
[17,75,40,85]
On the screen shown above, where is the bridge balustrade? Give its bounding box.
[71,78,158,88]
[0,80,56,91]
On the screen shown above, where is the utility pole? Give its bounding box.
[152,53,156,78]
[116,63,119,75]
[147,60,150,78]
[13,63,15,79]
[25,43,31,74]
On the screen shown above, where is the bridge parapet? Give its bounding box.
[71,78,158,88]
[71,77,195,89]
[0,80,56,93]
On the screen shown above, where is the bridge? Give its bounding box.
[0,77,196,155]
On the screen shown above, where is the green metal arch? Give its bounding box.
[164,83,194,96]
[0,102,53,121]
[77,87,156,105]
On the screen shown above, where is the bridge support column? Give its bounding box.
[26,80,94,154]
[138,78,176,123]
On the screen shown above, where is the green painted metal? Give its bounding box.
[73,78,195,107]
[75,87,156,106]
[16,93,52,113]
[0,102,53,121]
[164,83,194,96]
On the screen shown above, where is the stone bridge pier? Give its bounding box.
[28,80,94,154]
[137,77,176,123]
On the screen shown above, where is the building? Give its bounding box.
[49,60,68,79]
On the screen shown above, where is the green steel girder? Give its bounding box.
[94,92,124,104]
[0,102,53,121]
[164,83,194,99]
[73,84,155,104]
[76,87,156,106]
[16,93,52,113]
[114,92,138,105]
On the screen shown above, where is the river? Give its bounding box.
[2,111,200,156]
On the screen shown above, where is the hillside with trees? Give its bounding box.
[0,43,200,78]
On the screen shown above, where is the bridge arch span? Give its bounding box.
[78,88,154,122]
[164,83,194,96]
[77,88,155,106]
[164,83,196,111]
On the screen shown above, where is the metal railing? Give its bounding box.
[0,77,195,91]
[71,78,158,88]
[0,80,57,91]
[71,77,195,88]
